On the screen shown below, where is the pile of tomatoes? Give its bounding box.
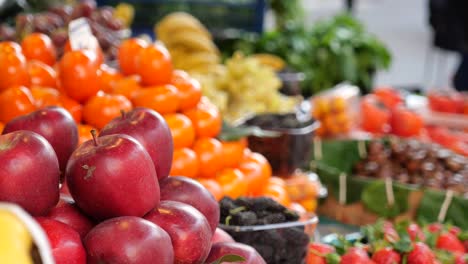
[0,33,298,209]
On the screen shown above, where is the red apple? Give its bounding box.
[205,242,266,264]
[2,106,78,172]
[84,216,173,264]
[0,130,59,215]
[65,132,159,220]
[212,228,235,244]
[46,195,94,240]
[144,200,212,264]
[99,107,173,180]
[159,176,219,233]
[36,217,87,264]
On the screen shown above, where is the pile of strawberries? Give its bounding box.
[308,220,467,264]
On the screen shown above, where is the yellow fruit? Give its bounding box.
[252,53,286,71]
[300,199,318,212]
[0,210,33,264]
[113,3,135,27]
[313,98,329,118]
[330,96,347,113]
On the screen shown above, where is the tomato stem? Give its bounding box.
[90,129,98,146]
[120,109,126,118]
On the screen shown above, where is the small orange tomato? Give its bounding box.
[0,122,3,133]
[183,99,222,138]
[171,70,202,110]
[170,148,199,178]
[118,38,148,75]
[27,60,57,88]
[197,178,224,201]
[262,183,291,207]
[215,168,247,199]
[98,64,122,93]
[0,51,30,91]
[0,41,22,54]
[221,138,247,168]
[30,86,61,108]
[78,124,97,145]
[21,33,57,66]
[111,75,141,99]
[136,42,173,86]
[0,86,36,123]
[238,152,272,196]
[59,95,82,124]
[193,137,224,178]
[164,113,195,149]
[83,93,133,129]
[132,84,179,115]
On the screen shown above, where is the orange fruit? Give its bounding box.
[238,151,272,196]
[197,178,224,201]
[0,86,36,123]
[171,70,202,111]
[0,50,30,91]
[59,95,82,124]
[132,84,179,115]
[27,60,57,88]
[164,113,195,149]
[170,148,199,178]
[118,38,148,75]
[30,86,61,108]
[193,137,224,178]
[221,138,247,168]
[98,64,122,93]
[0,41,22,54]
[262,183,291,207]
[183,98,222,138]
[0,122,4,133]
[111,75,141,99]
[21,33,57,66]
[78,124,97,145]
[83,93,132,129]
[64,39,104,66]
[215,168,247,199]
[136,42,173,86]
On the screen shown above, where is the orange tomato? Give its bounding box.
[132,84,179,115]
[21,33,56,66]
[136,43,173,86]
[221,138,247,168]
[64,39,104,66]
[0,86,36,123]
[118,38,148,75]
[59,50,100,102]
[0,50,30,91]
[0,122,4,134]
[238,151,272,195]
[78,124,97,145]
[215,168,247,199]
[98,64,122,93]
[183,99,222,138]
[262,183,291,207]
[171,70,202,110]
[83,93,133,129]
[111,75,141,99]
[164,113,195,149]
[170,148,199,178]
[59,95,82,123]
[27,60,57,88]
[0,41,22,54]
[30,86,61,108]
[193,137,224,178]
[197,178,224,201]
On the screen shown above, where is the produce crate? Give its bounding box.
[97,0,266,37]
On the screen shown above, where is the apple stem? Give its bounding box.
[90,129,98,146]
[120,109,126,118]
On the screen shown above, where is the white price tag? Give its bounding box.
[68,18,98,51]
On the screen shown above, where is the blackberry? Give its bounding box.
[231,211,257,226]
[261,213,286,224]
[249,197,286,213]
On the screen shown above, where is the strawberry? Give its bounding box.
[372,248,401,264]
[408,242,436,264]
[455,252,467,264]
[450,226,462,237]
[427,223,443,234]
[307,242,335,264]
[407,223,426,242]
[340,247,373,264]
[436,232,466,254]
[383,222,400,243]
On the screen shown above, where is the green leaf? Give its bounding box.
[393,235,413,253]
[434,250,456,264]
[458,231,468,241]
[209,254,246,264]
[361,181,410,218]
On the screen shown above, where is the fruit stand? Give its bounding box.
[0,1,467,264]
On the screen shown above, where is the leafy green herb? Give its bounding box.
[209,254,246,264]
[392,234,413,253]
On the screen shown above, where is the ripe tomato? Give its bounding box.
[193,137,224,178]
[78,124,97,145]
[98,64,122,93]
[30,86,61,108]
[170,148,199,178]
[215,168,247,199]
[21,33,57,66]
[111,75,141,99]
[59,50,100,102]
[64,39,104,66]
[183,98,222,138]
[0,122,4,134]
[238,151,272,196]
[136,42,173,86]
[360,95,391,134]
[0,41,22,54]
[196,178,223,201]
[83,93,133,129]
[390,106,423,137]
[27,60,57,88]
[59,95,82,124]
[373,86,402,110]
[0,86,36,123]
[164,113,195,149]
[118,38,148,75]
[171,70,202,110]
[0,50,30,91]
[132,84,179,114]
[428,91,464,114]
[221,138,247,168]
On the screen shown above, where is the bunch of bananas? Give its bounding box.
[155,12,221,72]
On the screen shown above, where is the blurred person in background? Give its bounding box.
[429,0,468,91]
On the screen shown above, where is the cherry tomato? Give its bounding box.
[373,86,402,110]
[360,95,391,134]
[390,106,423,137]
